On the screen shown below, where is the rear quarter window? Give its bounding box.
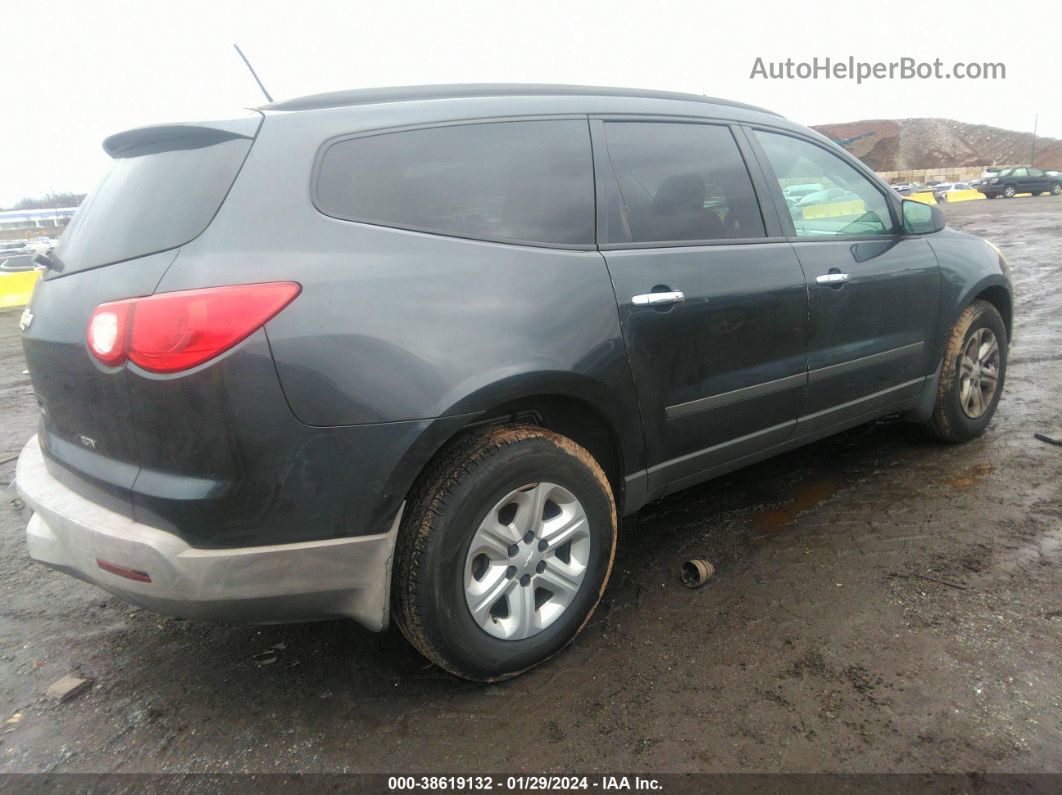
[314,119,595,247]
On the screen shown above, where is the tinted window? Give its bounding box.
[754,130,894,238]
[1028,169,1044,177]
[602,122,765,244]
[55,137,252,274]
[316,120,594,246]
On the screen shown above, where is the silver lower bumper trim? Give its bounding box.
[13,436,401,630]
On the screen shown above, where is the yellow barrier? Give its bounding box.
[908,191,938,205]
[0,270,41,309]
[802,199,866,220]
[941,190,985,203]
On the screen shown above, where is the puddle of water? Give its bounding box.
[750,479,838,533]
[943,464,994,489]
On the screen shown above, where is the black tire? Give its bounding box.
[925,300,1008,443]
[392,424,617,681]
[1002,185,1016,198]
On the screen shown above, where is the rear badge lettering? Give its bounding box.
[79,435,97,449]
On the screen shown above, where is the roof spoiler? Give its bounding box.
[103,115,262,158]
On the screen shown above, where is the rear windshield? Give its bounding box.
[54,136,252,274]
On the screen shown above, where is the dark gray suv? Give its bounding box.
[13,85,1012,681]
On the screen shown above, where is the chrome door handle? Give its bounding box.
[632,290,685,306]
[816,272,850,285]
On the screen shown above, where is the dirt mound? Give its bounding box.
[813,118,1062,170]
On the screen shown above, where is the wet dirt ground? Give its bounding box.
[0,198,1059,775]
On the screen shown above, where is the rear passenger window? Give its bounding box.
[316,120,594,246]
[602,122,765,244]
[754,130,895,238]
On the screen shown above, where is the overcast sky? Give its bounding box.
[2,0,1058,207]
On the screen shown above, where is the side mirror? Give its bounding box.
[902,199,945,234]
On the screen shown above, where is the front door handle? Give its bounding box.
[816,272,850,285]
[632,290,685,306]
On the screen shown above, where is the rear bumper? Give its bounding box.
[13,436,401,630]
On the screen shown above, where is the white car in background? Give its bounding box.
[782,183,823,203]
[26,237,58,255]
[934,182,975,202]
[796,187,860,206]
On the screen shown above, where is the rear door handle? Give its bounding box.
[632,291,685,306]
[815,272,850,285]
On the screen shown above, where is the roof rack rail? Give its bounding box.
[263,83,781,116]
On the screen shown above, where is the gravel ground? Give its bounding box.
[0,197,1059,775]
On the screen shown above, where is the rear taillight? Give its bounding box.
[86,282,300,373]
[87,302,132,366]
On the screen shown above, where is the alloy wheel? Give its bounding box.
[463,482,591,641]
[958,328,1001,418]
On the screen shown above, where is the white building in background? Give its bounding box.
[0,207,77,231]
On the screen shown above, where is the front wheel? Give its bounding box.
[925,300,1008,443]
[1051,183,1061,195]
[392,425,617,681]
[1003,185,1017,198]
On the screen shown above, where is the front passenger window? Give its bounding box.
[754,131,895,238]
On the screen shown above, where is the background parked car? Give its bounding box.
[783,182,824,204]
[979,166,1062,198]
[26,237,58,255]
[933,182,974,202]
[796,187,859,206]
[0,240,31,257]
[971,168,1009,190]
[0,254,35,272]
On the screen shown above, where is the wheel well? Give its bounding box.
[975,286,1013,341]
[451,395,625,509]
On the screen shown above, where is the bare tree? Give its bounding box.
[3,192,86,211]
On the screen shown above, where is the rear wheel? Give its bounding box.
[925,300,1007,443]
[392,425,617,681]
